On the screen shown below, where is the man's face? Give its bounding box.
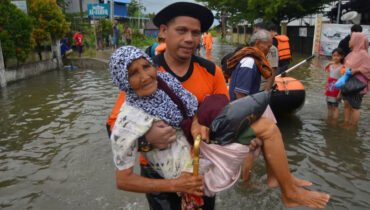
[255,36,273,55]
[160,16,201,61]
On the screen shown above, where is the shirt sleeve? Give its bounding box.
[110,104,154,171]
[213,65,230,99]
[267,46,279,68]
[233,58,259,96]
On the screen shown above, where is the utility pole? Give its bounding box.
[110,0,114,22]
[0,41,6,87]
[337,0,342,23]
[138,0,141,29]
[221,10,225,39]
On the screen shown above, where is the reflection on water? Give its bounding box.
[0,40,370,209]
[0,69,147,209]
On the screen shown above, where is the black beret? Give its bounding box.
[153,2,214,33]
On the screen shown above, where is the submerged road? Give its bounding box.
[1,38,370,210]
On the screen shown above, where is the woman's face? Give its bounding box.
[128,58,157,97]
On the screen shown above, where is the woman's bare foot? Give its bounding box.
[339,121,349,128]
[282,187,330,208]
[267,175,312,188]
[344,124,358,130]
[243,181,260,189]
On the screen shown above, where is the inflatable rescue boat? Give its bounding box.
[270,77,305,115]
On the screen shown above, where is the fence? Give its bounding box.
[287,26,315,55]
[231,25,315,54]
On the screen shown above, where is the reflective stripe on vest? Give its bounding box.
[275,35,291,60]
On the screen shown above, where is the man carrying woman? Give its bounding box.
[106,2,330,209]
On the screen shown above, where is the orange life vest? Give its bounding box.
[275,35,291,60]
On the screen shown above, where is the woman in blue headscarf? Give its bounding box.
[60,38,71,57]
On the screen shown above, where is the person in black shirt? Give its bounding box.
[338,24,362,57]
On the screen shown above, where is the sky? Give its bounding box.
[140,0,199,14]
[139,0,219,25]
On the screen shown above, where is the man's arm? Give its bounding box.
[107,92,176,150]
[264,68,276,91]
[144,121,176,149]
[235,91,246,99]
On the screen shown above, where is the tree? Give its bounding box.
[195,0,230,38]
[99,18,112,40]
[0,0,34,65]
[127,0,145,17]
[197,0,336,25]
[28,0,70,60]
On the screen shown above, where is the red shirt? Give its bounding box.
[73,33,84,46]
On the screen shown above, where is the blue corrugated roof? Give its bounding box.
[108,0,131,4]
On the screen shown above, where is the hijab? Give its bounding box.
[345,32,370,80]
[109,46,198,128]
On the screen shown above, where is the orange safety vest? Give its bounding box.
[275,35,291,60]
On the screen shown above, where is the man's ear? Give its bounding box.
[159,24,168,39]
[254,40,261,47]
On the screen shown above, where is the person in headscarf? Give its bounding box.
[109,46,330,209]
[342,32,370,127]
[60,38,71,57]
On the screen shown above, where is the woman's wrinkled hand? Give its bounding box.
[173,173,204,196]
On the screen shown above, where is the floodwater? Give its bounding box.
[1,38,370,210]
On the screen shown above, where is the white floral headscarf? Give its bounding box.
[109,46,198,127]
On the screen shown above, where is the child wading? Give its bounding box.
[325,48,345,121]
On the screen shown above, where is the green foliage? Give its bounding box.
[82,25,96,48]
[28,0,71,45]
[219,37,228,44]
[197,0,336,24]
[132,34,156,47]
[0,0,34,64]
[99,18,112,39]
[209,29,219,37]
[127,0,145,17]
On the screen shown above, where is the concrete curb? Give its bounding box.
[64,57,109,70]
[4,59,59,86]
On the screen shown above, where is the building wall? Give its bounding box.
[65,0,99,14]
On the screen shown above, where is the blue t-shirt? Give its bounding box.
[113,25,120,39]
[229,57,261,101]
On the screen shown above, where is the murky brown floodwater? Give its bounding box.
[1,38,370,210]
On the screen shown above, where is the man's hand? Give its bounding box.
[145,121,176,149]
[191,115,210,143]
